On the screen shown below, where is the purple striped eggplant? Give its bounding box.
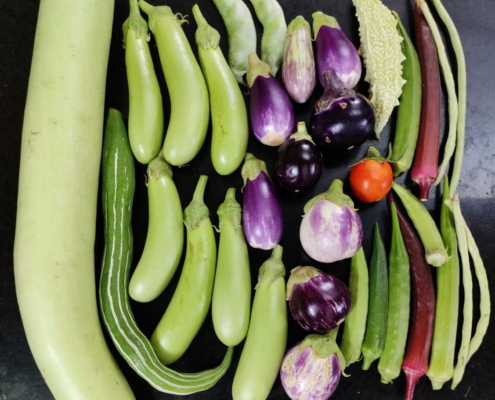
[312,12,361,90]
[282,16,316,104]
[286,266,351,333]
[300,179,362,263]
[280,333,345,400]
[247,52,295,146]
[241,153,283,250]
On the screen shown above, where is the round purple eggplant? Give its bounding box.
[300,179,363,263]
[274,122,323,193]
[313,12,361,90]
[241,153,283,250]
[280,333,344,400]
[247,52,296,146]
[287,266,352,333]
[312,85,375,152]
[282,16,316,104]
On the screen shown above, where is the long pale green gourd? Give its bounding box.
[100,113,233,394]
[13,1,135,399]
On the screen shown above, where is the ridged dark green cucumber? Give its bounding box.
[99,109,233,394]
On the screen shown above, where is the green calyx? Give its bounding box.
[349,146,389,168]
[303,179,355,214]
[241,153,269,183]
[147,153,173,180]
[255,245,285,289]
[246,52,272,88]
[217,188,242,229]
[139,1,185,34]
[287,15,311,36]
[123,0,149,43]
[184,175,209,230]
[312,11,340,38]
[299,333,347,370]
[192,4,220,50]
[286,266,320,300]
[290,122,315,144]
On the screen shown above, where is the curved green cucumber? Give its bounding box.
[124,0,163,164]
[390,11,422,177]
[232,245,287,400]
[212,188,251,347]
[100,110,232,394]
[392,182,448,267]
[193,5,248,175]
[151,175,217,365]
[128,153,183,303]
[140,1,209,166]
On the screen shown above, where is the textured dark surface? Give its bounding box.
[1,0,494,399]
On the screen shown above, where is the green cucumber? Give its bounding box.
[99,110,233,394]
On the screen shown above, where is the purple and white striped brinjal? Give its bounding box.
[280,333,345,400]
[300,179,362,263]
[282,16,316,104]
[241,153,283,250]
[286,266,352,333]
[312,12,361,91]
[247,52,295,146]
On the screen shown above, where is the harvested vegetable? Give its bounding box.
[211,0,257,85]
[192,5,248,176]
[274,122,323,193]
[232,246,287,400]
[352,0,406,138]
[124,0,163,164]
[282,16,316,104]
[300,179,363,263]
[339,247,369,366]
[410,0,441,200]
[312,12,361,90]
[140,1,209,166]
[426,179,459,390]
[361,223,388,370]
[13,0,134,396]
[212,188,251,347]
[247,52,295,146]
[395,195,436,400]
[312,73,375,152]
[349,147,393,203]
[392,182,448,267]
[128,153,184,303]
[99,111,233,394]
[151,176,217,365]
[287,266,352,333]
[248,0,287,76]
[241,153,283,250]
[280,333,345,400]
[378,199,410,384]
[389,11,422,177]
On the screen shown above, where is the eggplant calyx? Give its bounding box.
[287,15,311,36]
[241,153,269,183]
[139,2,180,34]
[147,152,173,180]
[246,52,272,87]
[312,11,340,37]
[184,175,209,230]
[192,4,220,50]
[217,188,242,229]
[122,7,148,43]
[255,245,285,289]
[289,121,315,144]
[286,266,320,299]
[299,333,348,374]
[349,146,390,168]
[303,179,355,213]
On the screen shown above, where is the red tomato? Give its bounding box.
[349,159,393,203]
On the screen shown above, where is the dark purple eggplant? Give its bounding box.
[247,52,296,146]
[312,73,375,152]
[274,122,323,193]
[313,12,361,90]
[287,266,352,333]
[241,153,283,250]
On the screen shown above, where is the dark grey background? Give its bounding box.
[1,0,494,399]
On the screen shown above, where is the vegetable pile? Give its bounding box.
[13,0,490,400]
